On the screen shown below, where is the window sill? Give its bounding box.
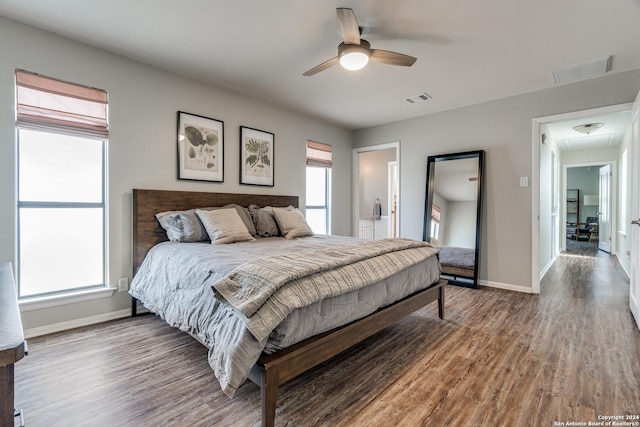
[19,286,117,312]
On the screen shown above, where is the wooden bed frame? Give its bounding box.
[441,265,474,278]
[131,188,445,427]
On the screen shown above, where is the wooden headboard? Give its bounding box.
[132,189,299,274]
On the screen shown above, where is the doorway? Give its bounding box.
[532,102,633,293]
[564,163,614,254]
[352,142,400,239]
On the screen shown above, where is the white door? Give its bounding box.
[388,161,399,238]
[551,151,559,257]
[630,89,640,330]
[598,164,611,252]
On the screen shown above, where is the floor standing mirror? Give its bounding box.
[423,150,485,288]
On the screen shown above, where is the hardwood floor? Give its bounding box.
[14,250,640,426]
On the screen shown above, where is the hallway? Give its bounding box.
[538,239,639,420]
[551,239,630,308]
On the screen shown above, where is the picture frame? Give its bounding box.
[177,111,224,182]
[239,126,274,186]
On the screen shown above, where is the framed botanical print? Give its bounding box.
[239,126,274,186]
[177,111,224,182]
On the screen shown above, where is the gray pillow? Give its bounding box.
[156,204,257,242]
[155,209,208,242]
[248,205,294,237]
[221,204,256,237]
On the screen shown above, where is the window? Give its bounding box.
[305,141,332,234]
[15,70,108,298]
[430,204,441,242]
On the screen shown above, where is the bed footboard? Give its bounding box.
[248,279,445,427]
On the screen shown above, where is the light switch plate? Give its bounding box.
[520,176,529,187]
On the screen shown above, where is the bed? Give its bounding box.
[129,188,445,426]
[435,245,475,280]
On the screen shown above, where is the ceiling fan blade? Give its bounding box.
[336,8,361,45]
[303,56,339,76]
[370,49,417,67]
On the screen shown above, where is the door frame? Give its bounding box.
[561,161,616,253]
[352,142,400,238]
[532,102,633,294]
[629,90,640,330]
[387,160,399,238]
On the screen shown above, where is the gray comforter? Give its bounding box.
[434,245,475,269]
[129,235,440,397]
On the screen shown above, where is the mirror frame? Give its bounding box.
[423,150,485,288]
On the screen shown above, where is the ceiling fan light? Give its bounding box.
[339,47,370,71]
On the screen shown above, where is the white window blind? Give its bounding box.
[432,204,441,222]
[16,69,108,139]
[306,140,332,168]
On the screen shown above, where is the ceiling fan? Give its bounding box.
[303,8,417,76]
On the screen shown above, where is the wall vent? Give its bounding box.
[404,92,432,104]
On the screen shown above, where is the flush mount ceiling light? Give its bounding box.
[338,41,370,71]
[573,123,604,134]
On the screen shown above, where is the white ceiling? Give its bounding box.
[1,0,639,131]
[544,110,632,151]
[434,157,479,202]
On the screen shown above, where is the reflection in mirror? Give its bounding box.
[423,150,484,288]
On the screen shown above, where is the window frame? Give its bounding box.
[430,204,441,241]
[305,166,331,235]
[16,128,108,299]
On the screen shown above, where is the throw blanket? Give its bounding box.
[212,238,438,341]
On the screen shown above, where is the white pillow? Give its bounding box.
[273,208,314,239]
[196,208,255,244]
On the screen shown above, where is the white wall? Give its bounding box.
[444,201,476,248]
[618,125,633,274]
[358,148,396,218]
[354,69,640,290]
[0,16,352,333]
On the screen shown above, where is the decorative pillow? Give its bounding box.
[222,204,256,237]
[248,205,281,237]
[156,204,256,241]
[155,209,208,242]
[196,208,255,244]
[273,207,314,239]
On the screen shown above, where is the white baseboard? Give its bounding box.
[23,308,131,339]
[617,255,631,278]
[478,279,533,294]
[539,257,555,280]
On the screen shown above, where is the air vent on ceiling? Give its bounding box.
[552,56,611,84]
[404,92,432,104]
